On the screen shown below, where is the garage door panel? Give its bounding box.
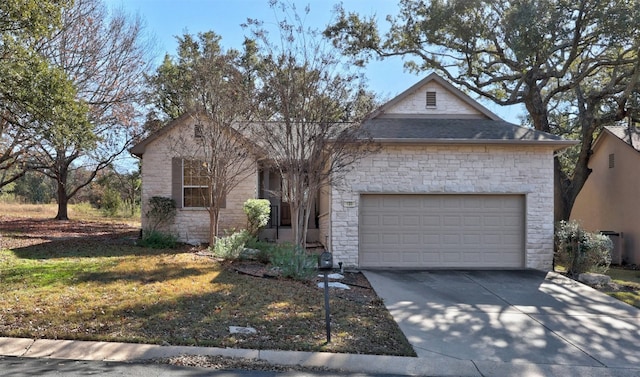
[402,234,421,244]
[361,215,380,226]
[382,215,400,226]
[403,215,420,226]
[443,216,461,226]
[422,215,441,226]
[359,194,525,268]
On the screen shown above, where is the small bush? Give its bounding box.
[270,244,316,280]
[138,230,178,249]
[555,220,613,276]
[211,230,252,260]
[243,199,271,237]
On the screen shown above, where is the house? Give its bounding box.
[131,73,574,270]
[570,125,640,265]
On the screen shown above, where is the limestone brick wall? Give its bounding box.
[140,125,258,245]
[385,82,480,116]
[331,144,556,270]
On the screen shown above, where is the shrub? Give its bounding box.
[145,196,176,232]
[245,238,275,264]
[138,230,178,249]
[243,199,271,237]
[555,220,613,276]
[270,244,316,280]
[101,187,122,217]
[211,230,252,260]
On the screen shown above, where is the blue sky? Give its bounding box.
[106,0,522,122]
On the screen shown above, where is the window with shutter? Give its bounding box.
[171,158,226,208]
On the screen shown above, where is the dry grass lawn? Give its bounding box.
[0,203,415,356]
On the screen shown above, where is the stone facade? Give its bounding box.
[330,144,556,270]
[139,122,257,245]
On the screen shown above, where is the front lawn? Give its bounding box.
[0,214,414,356]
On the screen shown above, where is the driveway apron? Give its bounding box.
[363,270,640,369]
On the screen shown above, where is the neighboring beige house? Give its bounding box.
[571,126,640,265]
[131,73,574,270]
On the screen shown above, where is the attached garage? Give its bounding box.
[328,73,575,271]
[359,194,525,269]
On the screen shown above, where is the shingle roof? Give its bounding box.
[362,118,573,145]
[604,125,640,152]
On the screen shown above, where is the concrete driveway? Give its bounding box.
[364,270,640,372]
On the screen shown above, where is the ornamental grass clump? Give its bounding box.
[555,220,612,276]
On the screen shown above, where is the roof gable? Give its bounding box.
[130,112,193,157]
[368,73,501,120]
[362,73,576,149]
[595,126,640,154]
[130,112,262,158]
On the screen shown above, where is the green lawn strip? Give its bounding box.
[605,267,640,308]
[607,268,640,286]
[608,292,640,308]
[0,248,414,356]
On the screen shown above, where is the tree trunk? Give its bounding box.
[209,208,219,246]
[290,200,304,248]
[55,179,69,220]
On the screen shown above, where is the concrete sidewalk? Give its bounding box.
[2,336,640,376]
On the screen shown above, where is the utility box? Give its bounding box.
[600,231,623,265]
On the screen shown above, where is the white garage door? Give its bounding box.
[359,194,525,268]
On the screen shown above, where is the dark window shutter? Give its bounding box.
[171,157,183,208]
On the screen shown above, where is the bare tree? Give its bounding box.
[247,2,377,248]
[33,0,151,220]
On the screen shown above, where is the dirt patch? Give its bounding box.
[0,216,139,250]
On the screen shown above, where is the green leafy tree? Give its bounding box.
[326,0,640,221]
[12,171,54,204]
[0,0,88,188]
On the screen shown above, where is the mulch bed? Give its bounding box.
[230,261,380,305]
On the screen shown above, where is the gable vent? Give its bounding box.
[609,153,615,168]
[426,91,437,107]
[194,124,203,138]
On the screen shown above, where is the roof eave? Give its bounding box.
[373,138,578,149]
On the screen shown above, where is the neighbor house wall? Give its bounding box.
[331,144,556,270]
[571,135,640,264]
[139,122,257,245]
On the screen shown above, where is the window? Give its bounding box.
[171,158,226,209]
[609,153,615,169]
[183,159,209,207]
[426,91,437,107]
[194,124,203,138]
